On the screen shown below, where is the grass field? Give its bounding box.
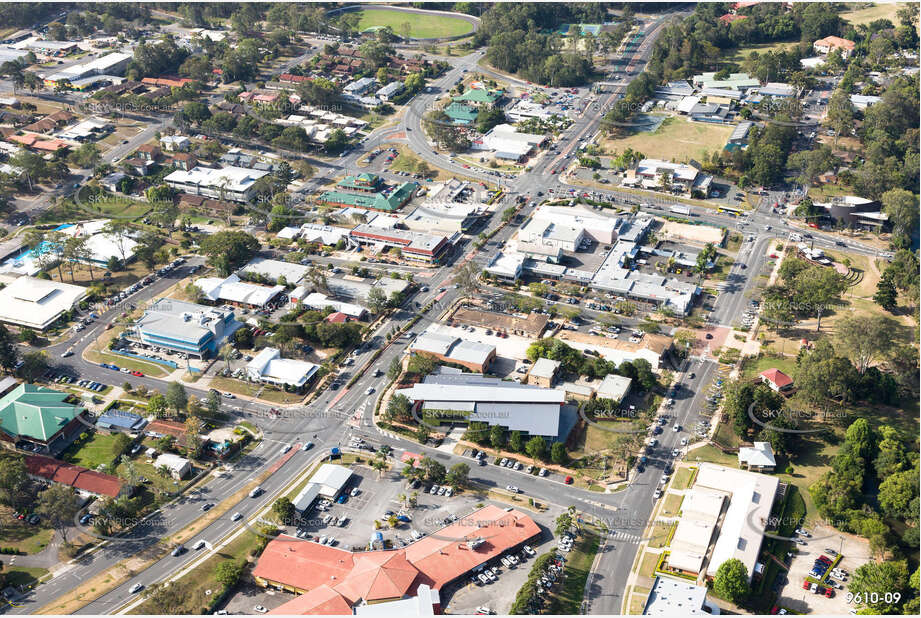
[726,41,797,65]
[841,2,907,26]
[601,116,733,164]
[208,376,303,405]
[61,432,122,470]
[354,8,473,39]
[661,493,684,517]
[2,566,49,589]
[671,466,695,490]
[0,508,55,555]
[741,352,799,381]
[638,551,659,578]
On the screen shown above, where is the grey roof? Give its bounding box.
[292,483,322,512]
[472,403,561,437]
[398,380,565,405]
[450,340,495,365]
[597,374,632,401]
[410,331,495,366]
[412,332,455,356]
[530,358,561,379]
[729,121,753,141]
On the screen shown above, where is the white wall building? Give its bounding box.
[164,166,270,203]
[0,276,88,330]
[245,347,318,390]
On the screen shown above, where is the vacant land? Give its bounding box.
[602,116,733,163]
[842,2,906,26]
[727,41,796,65]
[61,432,122,470]
[0,508,55,555]
[354,8,473,39]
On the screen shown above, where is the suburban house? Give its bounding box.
[24,454,127,499]
[813,35,855,59]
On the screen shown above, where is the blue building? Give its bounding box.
[131,298,241,359]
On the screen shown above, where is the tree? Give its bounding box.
[387,356,403,381]
[489,425,506,449]
[0,325,19,374]
[825,89,854,147]
[184,416,204,458]
[849,561,909,614]
[214,561,243,588]
[874,272,898,311]
[367,287,388,314]
[0,452,30,509]
[117,455,142,488]
[525,436,547,462]
[713,558,749,603]
[166,382,188,415]
[878,469,919,520]
[881,189,919,247]
[445,462,469,488]
[142,580,193,614]
[272,497,295,524]
[102,221,135,266]
[555,511,573,537]
[551,442,567,465]
[199,231,260,276]
[205,390,222,418]
[147,393,169,418]
[835,314,897,374]
[419,457,446,483]
[791,265,847,331]
[36,484,80,544]
[111,433,131,459]
[19,351,48,382]
[454,261,481,296]
[509,430,523,453]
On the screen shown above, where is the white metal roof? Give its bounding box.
[0,276,87,330]
[596,374,632,401]
[246,347,318,387]
[643,576,711,615]
[311,464,353,497]
[529,358,560,379]
[738,442,776,468]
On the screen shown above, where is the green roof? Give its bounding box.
[0,384,83,442]
[319,181,418,212]
[337,173,382,191]
[453,88,502,105]
[445,102,478,125]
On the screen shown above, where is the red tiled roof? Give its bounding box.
[814,35,855,50]
[719,13,748,23]
[25,454,124,498]
[141,77,194,88]
[146,419,185,438]
[268,585,352,615]
[760,368,794,388]
[253,505,539,602]
[335,551,419,602]
[325,312,349,324]
[279,73,309,83]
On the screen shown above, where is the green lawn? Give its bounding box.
[354,8,473,39]
[2,566,49,589]
[0,509,55,555]
[841,2,907,26]
[690,444,739,467]
[741,353,799,381]
[671,466,695,490]
[726,41,797,65]
[638,551,659,578]
[208,376,304,405]
[601,116,733,164]
[548,527,601,614]
[84,348,170,379]
[61,432,122,470]
[661,493,684,517]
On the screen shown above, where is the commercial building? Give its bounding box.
[738,442,776,472]
[96,409,147,432]
[43,52,132,88]
[758,82,796,98]
[290,463,353,513]
[255,505,539,610]
[630,159,712,196]
[317,174,418,212]
[241,257,311,287]
[519,217,585,252]
[0,276,88,331]
[349,225,454,263]
[0,384,88,455]
[666,487,725,576]
[528,205,619,244]
[813,35,855,59]
[402,201,480,235]
[301,293,367,319]
[25,454,126,499]
[811,195,887,229]
[642,576,719,615]
[472,123,546,161]
[506,99,557,122]
[527,358,560,388]
[277,223,349,246]
[691,72,759,91]
[409,330,496,373]
[131,298,242,359]
[164,166,270,203]
[245,347,318,391]
[596,373,632,404]
[397,372,567,440]
[194,274,285,308]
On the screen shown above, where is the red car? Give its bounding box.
[824,588,834,598]
[802,580,810,590]
[131,370,144,377]
[564,476,574,484]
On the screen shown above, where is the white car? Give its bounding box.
[230,512,243,522]
[680,437,688,446]
[477,573,489,585]
[539,468,548,477]
[365,387,375,395]
[671,448,680,457]
[506,485,519,493]
[485,568,497,581]
[350,488,360,497]
[254,605,268,613]
[523,545,536,556]
[673,424,680,432]
[129,583,144,594]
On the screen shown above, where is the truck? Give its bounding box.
[670,205,691,216]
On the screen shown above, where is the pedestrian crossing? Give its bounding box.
[608,531,644,544]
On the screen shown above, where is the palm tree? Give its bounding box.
[372,458,387,479]
[220,343,234,373]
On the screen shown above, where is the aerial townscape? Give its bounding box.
[0,2,917,617]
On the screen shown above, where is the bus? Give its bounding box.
[717,205,745,216]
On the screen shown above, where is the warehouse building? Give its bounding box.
[409,331,496,373]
